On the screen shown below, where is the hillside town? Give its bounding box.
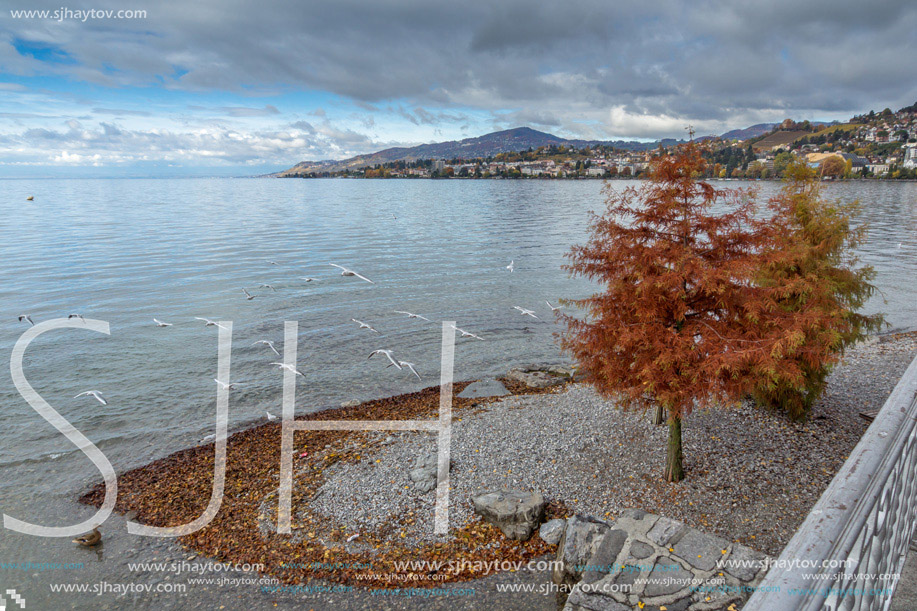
[290,101,917,180]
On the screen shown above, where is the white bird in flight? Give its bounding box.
[270,362,305,376]
[450,324,484,341]
[259,284,277,292]
[153,318,173,327]
[266,412,278,421]
[390,360,421,379]
[268,260,280,266]
[506,260,514,272]
[394,310,431,322]
[253,339,280,355]
[195,317,228,330]
[75,390,107,405]
[18,314,33,326]
[514,306,539,319]
[330,263,374,284]
[301,277,315,282]
[546,301,563,312]
[351,318,379,333]
[242,288,256,300]
[369,349,401,369]
[213,379,239,390]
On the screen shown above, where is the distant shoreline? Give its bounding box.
[275,175,917,182]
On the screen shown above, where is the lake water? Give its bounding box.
[0,177,915,608]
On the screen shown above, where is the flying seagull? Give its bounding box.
[546,301,563,312]
[153,318,173,327]
[388,360,421,379]
[75,390,107,405]
[259,284,277,292]
[394,310,431,322]
[300,277,315,282]
[266,412,278,421]
[506,260,514,272]
[68,314,85,321]
[270,362,306,376]
[268,260,280,266]
[195,317,228,330]
[252,339,280,355]
[450,324,484,341]
[329,263,374,284]
[369,349,401,369]
[18,314,33,326]
[213,379,239,391]
[242,288,256,300]
[514,306,539,319]
[351,318,379,333]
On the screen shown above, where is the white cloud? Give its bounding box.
[0,119,393,167]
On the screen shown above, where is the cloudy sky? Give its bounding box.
[1,0,915,176]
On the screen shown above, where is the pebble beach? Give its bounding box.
[311,332,917,557]
[79,330,917,611]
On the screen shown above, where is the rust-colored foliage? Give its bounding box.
[562,145,765,413]
[746,161,884,420]
[562,145,883,481]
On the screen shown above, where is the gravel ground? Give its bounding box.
[311,332,917,556]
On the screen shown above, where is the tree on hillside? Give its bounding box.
[820,156,846,178]
[561,144,769,482]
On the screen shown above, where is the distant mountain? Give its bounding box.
[719,123,778,141]
[276,123,808,176]
[276,127,677,176]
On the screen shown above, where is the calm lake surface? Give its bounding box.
[0,177,915,608]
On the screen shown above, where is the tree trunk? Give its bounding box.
[665,414,685,482]
[652,404,665,426]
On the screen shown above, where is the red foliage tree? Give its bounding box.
[561,144,772,482]
[562,145,883,482]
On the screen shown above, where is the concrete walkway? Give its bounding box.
[890,541,917,611]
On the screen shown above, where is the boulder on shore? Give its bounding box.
[472,490,545,540]
[539,518,567,545]
[458,379,510,399]
[506,363,575,389]
[409,451,444,493]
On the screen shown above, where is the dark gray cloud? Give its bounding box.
[1,0,916,138]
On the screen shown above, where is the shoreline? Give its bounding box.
[79,332,917,592]
[79,375,569,588]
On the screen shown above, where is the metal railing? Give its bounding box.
[744,352,917,610]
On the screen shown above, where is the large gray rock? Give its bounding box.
[472,490,545,540]
[409,452,444,493]
[506,365,569,389]
[458,379,510,399]
[539,518,566,545]
[553,514,612,587]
